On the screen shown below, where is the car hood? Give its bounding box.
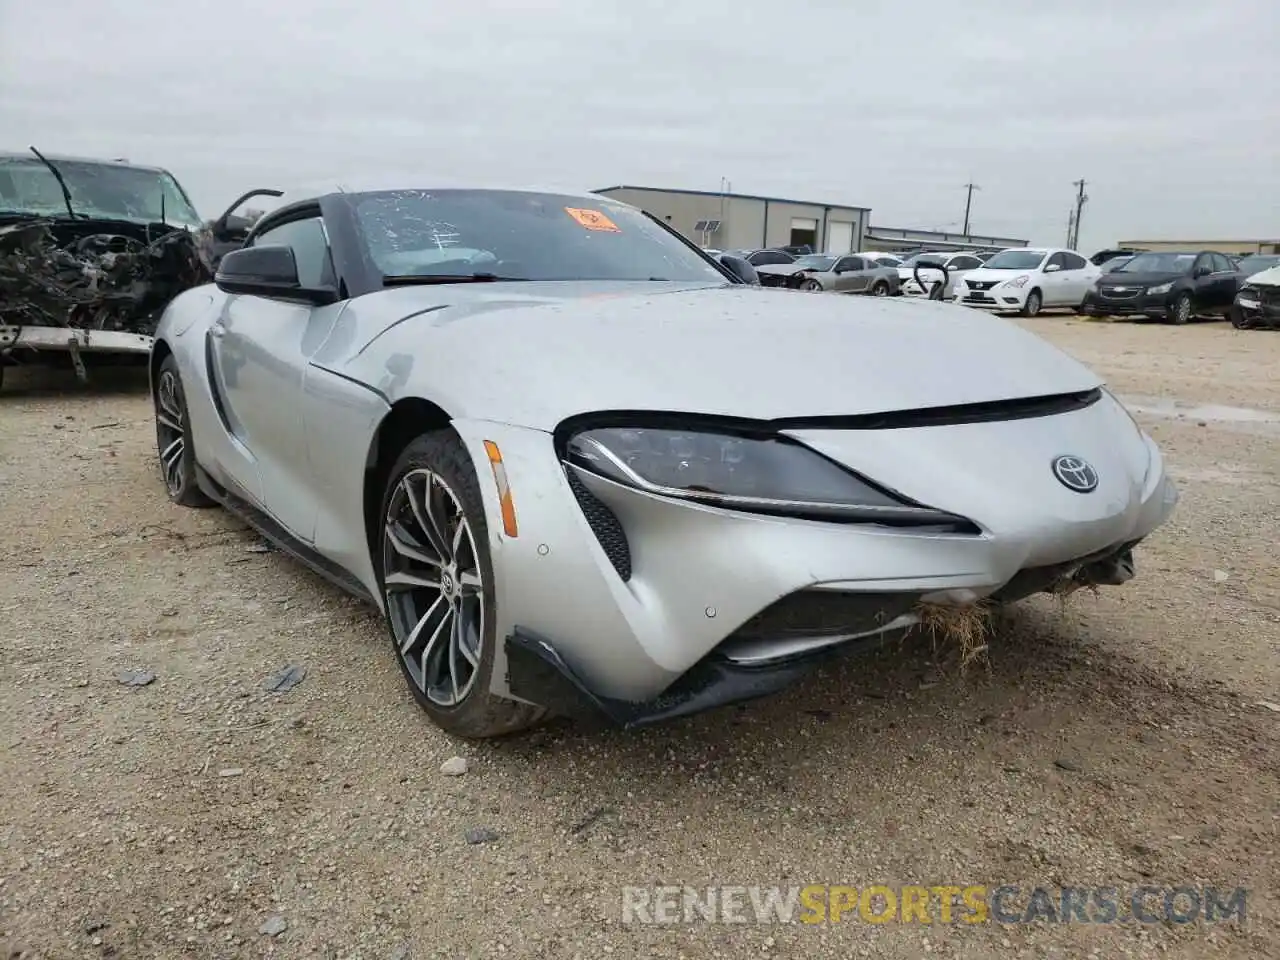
[1097,271,1182,287]
[330,281,1103,431]
[958,268,1033,285]
[1243,265,1280,287]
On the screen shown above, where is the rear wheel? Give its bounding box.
[1170,292,1192,325]
[1020,289,1043,317]
[378,430,545,738]
[153,354,215,507]
[870,281,889,297]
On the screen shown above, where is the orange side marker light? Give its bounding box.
[483,441,519,538]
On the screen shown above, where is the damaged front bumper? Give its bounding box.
[505,538,1143,729]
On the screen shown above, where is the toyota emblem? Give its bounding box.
[1052,455,1099,493]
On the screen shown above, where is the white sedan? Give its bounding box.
[898,252,986,298]
[954,248,1101,316]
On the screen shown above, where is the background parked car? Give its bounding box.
[769,253,901,295]
[1082,250,1240,324]
[898,251,985,298]
[1230,262,1280,329]
[954,248,1100,317]
[720,248,796,286]
[1090,248,1142,266]
[1101,255,1134,273]
[860,252,905,269]
[1235,253,1280,281]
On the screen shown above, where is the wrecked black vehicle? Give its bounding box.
[0,148,277,387]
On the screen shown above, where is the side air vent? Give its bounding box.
[565,470,632,581]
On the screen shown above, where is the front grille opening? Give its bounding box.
[728,590,922,642]
[566,470,632,581]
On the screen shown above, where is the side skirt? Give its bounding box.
[195,464,376,606]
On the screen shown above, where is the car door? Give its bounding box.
[1039,252,1071,305]
[834,256,869,292]
[1208,253,1238,312]
[209,209,345,542]
[1188,253,1217,310]
[1058,251,1095,304]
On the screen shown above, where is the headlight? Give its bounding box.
[1002,275,1031,288]
[564,426,966,525]
[1237,284,1257,299]
[1146,282,1173,295]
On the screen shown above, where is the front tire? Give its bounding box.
[801,278,823,292]
[1170,292,1192,325]
[1020,289,1043,317]
[153,354,215,507]
[378,430,545,738]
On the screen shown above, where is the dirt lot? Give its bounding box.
[2,318,1278,960]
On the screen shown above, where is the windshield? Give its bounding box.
[351,190,729,283]
[1238,255,1280,276]
[1116,252,1196,273]
[982,250,1048,270]
[795,255,836,270]
[0,157,202,227]
[1102,257,1132,272]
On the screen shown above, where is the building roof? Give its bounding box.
[867,224,1028,246]
[595,184,871,213]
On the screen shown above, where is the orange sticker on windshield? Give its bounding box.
[565,207,621,232]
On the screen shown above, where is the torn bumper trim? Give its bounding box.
[503,625,902,729]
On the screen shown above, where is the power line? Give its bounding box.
[962,183,980,235]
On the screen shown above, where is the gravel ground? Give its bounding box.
[2,318,1278,959]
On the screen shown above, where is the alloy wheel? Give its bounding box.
[155,369,187,497]
[1174,295,1191,324]
[803,278,823,292]
[382,468,485,707]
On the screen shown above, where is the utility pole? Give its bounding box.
[962,183,980,235]
[1069,179,1088,249]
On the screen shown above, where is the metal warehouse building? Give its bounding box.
[594,185,870,254]
[594,185,1027,255]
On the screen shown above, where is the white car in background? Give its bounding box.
[954,248,1101,317]
[898,251,986,298]
[860,252,904,269]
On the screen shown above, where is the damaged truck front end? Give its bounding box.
[0,149,277,387]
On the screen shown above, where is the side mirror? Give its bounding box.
[718,254,761,286]
[215,245,338,305]
[1044,263,1061,273]
[1192,265,1210,278]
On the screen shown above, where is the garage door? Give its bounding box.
[789,217,818,250]
[826,220,853,254]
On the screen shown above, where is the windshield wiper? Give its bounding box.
[28,145,81,220]
[382,273,527,286]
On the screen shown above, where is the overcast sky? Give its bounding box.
[2,0,1276,250]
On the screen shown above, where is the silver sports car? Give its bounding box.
[149,181,1178,738]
